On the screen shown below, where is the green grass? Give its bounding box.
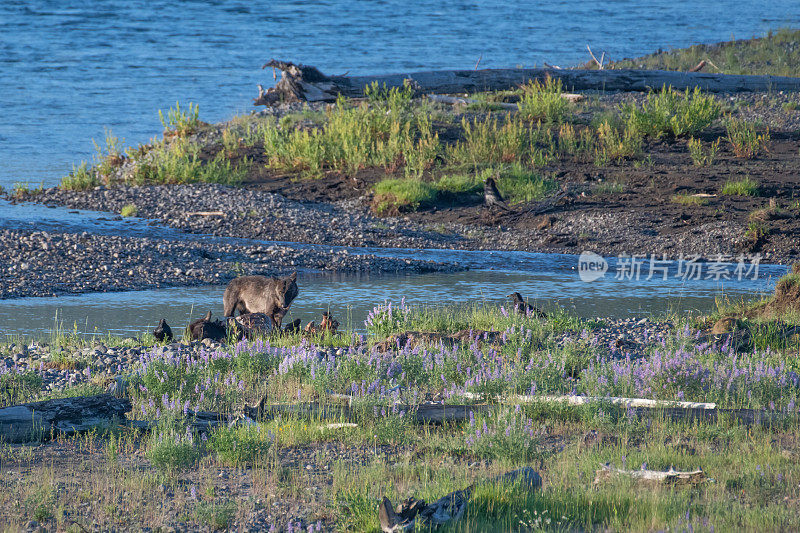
[494,166,557,204]
[207,423,274,466]
[194,500,237,530]
[159,101,201,137]
[371,166,555,214]
[145,426,202,473]
[687,137,720,166]
[721,177,760,196]
[5,301,800,530]
[120,204,138,217]
[263,89,440,178]
[372,178,438,214]
[131,139,250,185]
[61,161,100,190]
[621,86,722,138]
[672,193,709,206]
[11,181,44,198]
[593,180,625,195]
[594,28,800,77]
[517,77,573,124]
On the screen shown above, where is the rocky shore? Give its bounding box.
[15,182,788,264]
[0,316,673,396]
[0,227,457,299]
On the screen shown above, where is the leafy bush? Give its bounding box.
[60,161,99,190]
[517,77,572,124]
[593,120,642,165]
[120,204,138,217]
[447,115,533,167]
[725,117,770,158]
[208,424,273,466]
[159,101,201,137]
[132,139,248,185]
[687,137,720,166]
[622,86,721,137]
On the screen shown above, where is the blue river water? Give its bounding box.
[0,2,796,336]
[1,1,798,188]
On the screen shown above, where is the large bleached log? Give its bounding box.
[593,463,706,486]
[255,60,800,105]
[0,394,131,443]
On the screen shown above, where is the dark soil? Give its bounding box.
[235,127,800,263]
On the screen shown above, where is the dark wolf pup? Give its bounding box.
[223,273,298,327]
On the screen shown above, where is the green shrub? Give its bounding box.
[622,86,721,137]
[132,139,248,185]
[517,77,572,123]
[725,117,770,158]
[447,115,533,167]
[687,137,720,166]
[120,204,138,217]
[593,120,642,165]
[208,424,273,466]
[93,127,125,179]
[60,161,99,190]
[721,177,760,196]
[159,101,200,137]
[744,220,769,241]
[263,94,439,178]
[146,427,202,472]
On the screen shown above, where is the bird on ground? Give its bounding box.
[508,292,547,318]
[153,318,173,342]
[483,175,508,209]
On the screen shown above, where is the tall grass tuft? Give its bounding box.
[517,77,572,124]
[725,117,770,158]
[60,161,99,190]
[159,101,201,137]
[721,177,760,196]
[687,137,720,166]
[622,86,721,138]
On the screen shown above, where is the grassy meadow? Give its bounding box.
[2,291,800,530]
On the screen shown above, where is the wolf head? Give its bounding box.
[273,272,298,309]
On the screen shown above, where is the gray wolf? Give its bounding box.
[223,273,298,327]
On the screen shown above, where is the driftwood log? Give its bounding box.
[379,467,542,532]
[0,394,131,443]
[255,60,800,106]
[593,463,706,486]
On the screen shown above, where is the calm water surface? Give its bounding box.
[0,2,795,336]
[2,1,798,188]
[0,263,785,339]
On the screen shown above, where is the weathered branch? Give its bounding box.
[0,394,131,443]
[380,467,542,532]
[594,463,706,486]
[254,60,800,106]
